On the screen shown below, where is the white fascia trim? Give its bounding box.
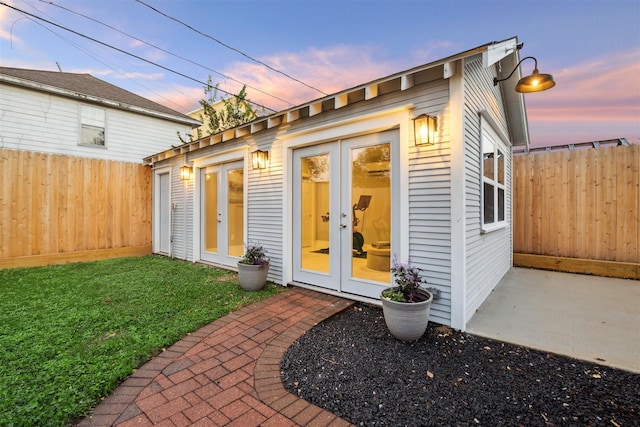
[191,145,248,168]
[483,37,519,68]
[278,105,414,148]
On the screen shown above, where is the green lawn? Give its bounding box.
[0,255,282,426]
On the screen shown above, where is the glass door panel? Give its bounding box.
[293,145,340,290]
[203,170,218,254]
[346,142,391,282]
[227,167,244,257]
[300,154,330,273]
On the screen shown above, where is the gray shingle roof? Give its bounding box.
[0,66,199,125]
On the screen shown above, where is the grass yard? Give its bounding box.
[0,255,282,426]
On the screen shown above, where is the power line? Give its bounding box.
[21,0,191,112]
[0,1,277,113]
[34,0,296,108]
[134,0,329,97]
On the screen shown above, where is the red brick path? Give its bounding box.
[77,288,355,426]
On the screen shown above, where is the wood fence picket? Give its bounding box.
[513,145,639,278]
[0,149,151,268]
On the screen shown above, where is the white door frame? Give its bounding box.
[282,107,411,298]
[292,143,341,290]
[152,166,172,256]
[192,147,248,265]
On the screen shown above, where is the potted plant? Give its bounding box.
[380,256,433,341]
[237,242,270,291]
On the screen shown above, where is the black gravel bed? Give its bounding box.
[281,303,640,427]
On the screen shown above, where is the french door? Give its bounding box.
[200,160,244,266]
[292,131,394,299]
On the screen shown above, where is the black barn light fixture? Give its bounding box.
[494,56,556,93]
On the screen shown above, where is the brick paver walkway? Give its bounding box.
[78,288,355,426]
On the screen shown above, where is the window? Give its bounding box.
[79,105,105,146]
[481,124,506,231]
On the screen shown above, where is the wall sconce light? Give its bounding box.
[493,56,556,93]
[180,165,193,181]
[413,114,437,146]
[252,149,269,169]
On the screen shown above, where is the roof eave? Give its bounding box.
[493,48,531,149]
[0,74,201,127]
[145,37,529,164]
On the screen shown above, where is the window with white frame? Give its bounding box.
[79,105,106,146]
[481,123,506,231]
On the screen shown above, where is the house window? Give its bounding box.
[481,126,506,231]
[79,105,106,146]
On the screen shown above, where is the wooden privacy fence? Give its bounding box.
[0,149,152,269]
[513,144,639,279]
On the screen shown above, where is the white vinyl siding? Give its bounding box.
[0,84,194,163]
[462,57,513,322]
[247,135,284,283]
[407,79,452,326]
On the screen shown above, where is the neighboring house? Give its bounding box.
[0,67,201,162]
[0,67,201,269]
[145,37,533,330]
[185,104,223,142]
[186,106,206,141]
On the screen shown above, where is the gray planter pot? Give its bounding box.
[380,287,433,341]
[237,262,269,291]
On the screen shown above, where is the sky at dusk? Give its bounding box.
[1,0,639,148]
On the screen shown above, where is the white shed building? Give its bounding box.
[146,37,534,330]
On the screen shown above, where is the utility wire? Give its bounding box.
[34,0,296,108]
[22,0,189,112]
[134,0,329,96]
[0,1,277,113]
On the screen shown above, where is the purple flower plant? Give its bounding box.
[387,256,426,302]
[239,242,270,266]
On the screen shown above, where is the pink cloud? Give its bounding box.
[146,44,639,148]
[219,45,397,111]
[144,84,204,113]
[527,49,640,122]
[0,0,19,42]
[526,49,640,147]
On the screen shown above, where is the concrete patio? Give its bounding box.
[466,267,640,373]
